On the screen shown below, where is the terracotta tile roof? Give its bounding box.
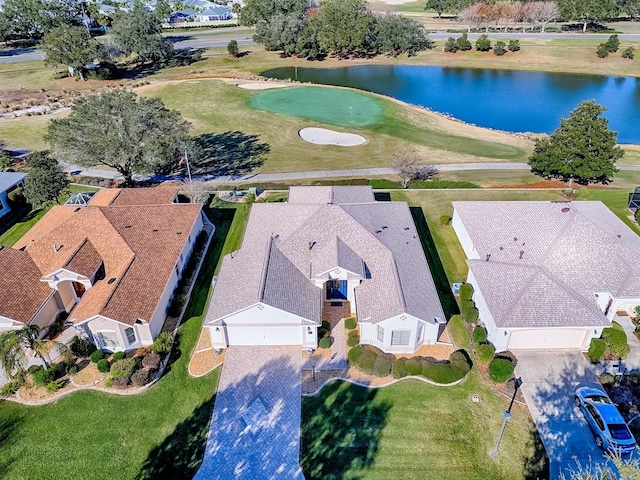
[65,239,103,279]
[0,247,53,324]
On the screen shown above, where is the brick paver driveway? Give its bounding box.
[193,346,304,480]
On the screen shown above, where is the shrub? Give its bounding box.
[489,357,515,383]
[456,33,472,51]
[7,187,26,205]
[32,366,56,387]
[459,283,474,300]
[596,43,609,58]
[227,39,239,57]
[85,62,120,80]
[493,41,507,56]
[96,359,110,373]
[344,317,357,330]
[112,351,125,361]
[373,356,392,377]
[602,327,630,358]
[131,368,151,387]
[111,377,129,389]
[460,299,474,313]
[449,350,472,376]
[1,380,22,397]
[588,338,607,362]
[90,349,104,363]
[475,34,491,52]
[71,337,95,357]
[355,350,377,374]
[600,373,615,386]
[347,331,359,347]
[110,358,136,379]
[472,326,488,344]
[463,308,479,324]
[422,361,463,384]
[476,343,495,363]
[622,47,635,59]
[142,352,162,370]
[392,359,407,379]
[348,346,364,364]
[66,364,78,376]
[318,336,333,349]
[152,331,173,354]
[45,379,64,393]
[444,37,458,53]
[439,215,451,225]
[605,34,619,52]
[405,358,422,376]
[508,39,520,52]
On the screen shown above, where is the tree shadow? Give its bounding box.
[186,132,270,179]
[409,206,459,319]
[136,394,216,480]
[523,426,549,480]
[301,381,389,479]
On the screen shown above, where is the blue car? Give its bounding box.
[574,385,637,457]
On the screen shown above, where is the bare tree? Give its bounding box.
[458,3,484,32]
[535,1,560,32]
[391,151,419,188]
[181,179,212,204]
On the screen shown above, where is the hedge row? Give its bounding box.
[368,179,480,190]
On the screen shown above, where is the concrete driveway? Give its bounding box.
[515,351,606,479]
[194,346,304,480]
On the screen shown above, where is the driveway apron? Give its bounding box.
[515,351,605,479]
[194,346,304,480]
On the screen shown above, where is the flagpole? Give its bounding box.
[185,150,192,183]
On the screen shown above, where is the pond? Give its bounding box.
[262,65,640,144]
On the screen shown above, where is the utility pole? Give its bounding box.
[491,377,521,458]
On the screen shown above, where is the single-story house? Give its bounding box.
[203,186,445,354]
[0,187,204,352]
[452,201,640,351]
[195,6,233,21]
[0,172,26,219]
[169,9,197,23]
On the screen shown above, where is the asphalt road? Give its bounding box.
[5,29,640,64]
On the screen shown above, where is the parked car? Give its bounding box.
[574,385,637,457]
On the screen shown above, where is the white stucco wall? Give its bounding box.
[31,294,62,330]
[466,269,508,351]
[361,314,437,355]
[452,209,479,260]
[82,316,149,352]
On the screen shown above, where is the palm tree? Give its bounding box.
[16,325,52,368]
[0,330,27,380]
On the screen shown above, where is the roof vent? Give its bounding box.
[124,225,132,229]
[485,253,491,262]
[513,237,517,241]
[561,207,570,213]
[519,250,524,259]
[382,225,388,230]
[74,207,81,213]
[404,227,410,231]
[617,234,622,238]
[499,246,504,251]
[107,277,116,284]
[375,230,382,234]
[152,229,159,232]
[177,231,182,235]
[308,241,316,250]
[52,244,63,253]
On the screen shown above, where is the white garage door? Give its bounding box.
[508,329,588,350]
[226,326,302,346]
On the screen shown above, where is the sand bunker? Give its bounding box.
[236,82,292,90]
[299,127,366,146]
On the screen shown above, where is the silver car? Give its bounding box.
[574,385,637,457]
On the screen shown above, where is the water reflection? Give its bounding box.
[262,66,640,144]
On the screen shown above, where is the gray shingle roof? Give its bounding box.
[205,187,444,327]
[453,201,640,328]
[288,186,375,205]
[0,172,26,193]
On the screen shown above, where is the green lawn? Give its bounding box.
[0,206,237,480]
[0,184,97,247]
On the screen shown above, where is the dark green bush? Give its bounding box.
[596,43,609,58]
[7,187,26,205]
[112,351,125,362]
[456,33,472,51]
[605,34,619,52]
[355,350,377,374]
[97,359,110,373]
[476,343,495,363]
[32,366,56,387]
[602,327,630,358]
[152,331,173,354]
[439,215,451,225]
[508,39,520,52]
[476,34,491,52]
[405,358,422,376]
[392,359,407,379]
[459,283,474,300]
[90,349,104,363]
[347,331,359,347]
[71,337,96,357]
[460,299,475,312]
[66,364,78,376]
[622,47,635,59]
[444,37,458,53]
[588,338,607,362]
[449,350,472,376]
[45,379,64,393]
[131,369,151,387]
[318,336,333,349]
[421,361,459,383]
[464,308,479,324]
[493,41,507,56]
[142,352,161,370]
[373,356,392,377]
[1,381,20,397]
[110,358,136,379]
[227,39,240,57]
[472,326,488,344]
[489,357,515,383]
[85,62,120,80]
[348,346,364,364]
[344,317,357,330]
